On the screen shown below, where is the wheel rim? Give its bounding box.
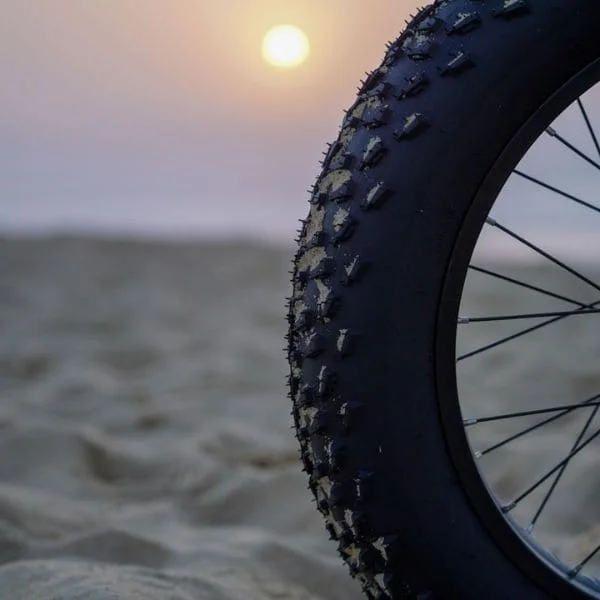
[437,56,600,599]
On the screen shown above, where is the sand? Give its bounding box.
[0,237,363,600]
[0,236,597,598]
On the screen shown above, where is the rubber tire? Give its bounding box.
[286,2,600,599]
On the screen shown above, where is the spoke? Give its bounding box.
[502,426,600,513]
[469,265,587,308]
[459,222,600,361]
[478,393,600,456]
[513,169,600,216]
[457,296,600,361]
[464,400,600,426]
[569,544,600,577]
[459,95,600,581]
[546,126,600,173]
[577,97,600,159]
[459,308,600,324]
[486,217,600,295]
[530,404,600,529]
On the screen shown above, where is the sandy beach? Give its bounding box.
[0,237,363,600]
[0,236,597,598]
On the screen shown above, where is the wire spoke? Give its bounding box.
[486,217,600,295]
[458,95,600,582]
[453,97,600,585]
[459,220,600,361]
[459,308,600,324]
[478,393,600,457]
[457,296,600,361]
[577,97,600,159]
[502,426,600,513]
[513,169,600,216]
[530,404,600,529]
[546,126,600,173]
[569,544,600,577]
[464,400,600,426]
[469,265,587,308]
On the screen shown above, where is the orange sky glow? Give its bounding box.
[0,1,421,237]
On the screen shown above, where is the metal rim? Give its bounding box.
[436,57,600,599]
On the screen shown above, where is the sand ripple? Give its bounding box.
[1,237,598,596]
[0,238,362,599]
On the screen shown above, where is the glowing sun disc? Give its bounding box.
[262,25,310,68]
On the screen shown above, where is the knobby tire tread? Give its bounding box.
[285,1,588,599]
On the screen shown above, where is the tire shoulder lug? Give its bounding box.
[343,255,371,286]
[447,11,482,35]
[439,50,475,76]
[303,333,326,359]
[394,72,430,100]
[362,183,392,211]
[394,112,430,140]
[333,218,357,246]
[361,137,387,170]
[493,0,530,19]
[337,328,359,357]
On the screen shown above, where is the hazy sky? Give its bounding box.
[1,0,422,239]
[3,1,599,246]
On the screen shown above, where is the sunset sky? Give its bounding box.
[1,1,421,239]
[3,1,599,246]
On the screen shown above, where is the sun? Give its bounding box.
[262,25,310,69]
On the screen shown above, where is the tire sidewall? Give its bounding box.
[332,3,600,598]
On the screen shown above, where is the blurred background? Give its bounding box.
[1,0,420,239]
[0,3,423,599]
[1,2,600,598]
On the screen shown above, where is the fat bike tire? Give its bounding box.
[286,1,600,599]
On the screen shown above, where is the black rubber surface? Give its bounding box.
[286,2,600,598]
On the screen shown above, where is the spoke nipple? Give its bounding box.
[463,417,478,426]
[526,523,534,534]
[501,502,516,513]
[567,565,582,579]
[546,126,557,137]
[485,216,497,227]
[457,316,470,324]
[473,449,482,459]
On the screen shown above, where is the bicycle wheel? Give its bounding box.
[287,1,600,598]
